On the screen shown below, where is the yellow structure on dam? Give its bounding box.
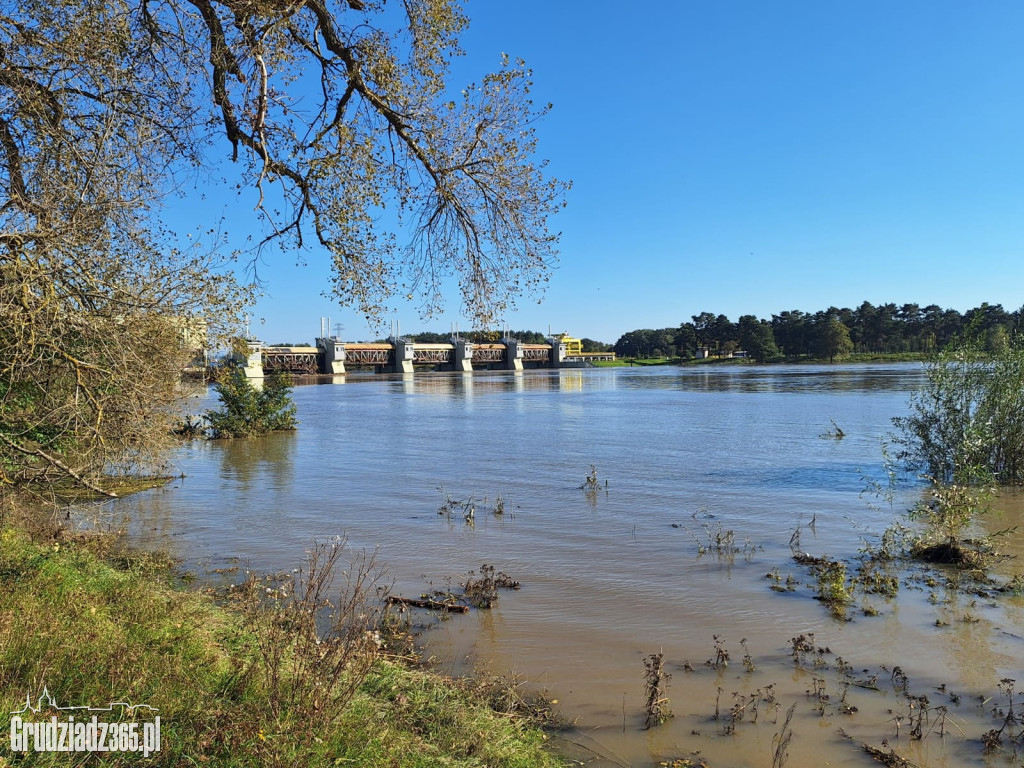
[551,333,582,357]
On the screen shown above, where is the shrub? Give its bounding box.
[207,369,298,438]
[892,339,1024,485]
[905,480,995,566]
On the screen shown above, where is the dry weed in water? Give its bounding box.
[236,537,386,727]
[643,652,672,728]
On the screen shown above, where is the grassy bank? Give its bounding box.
[0,518,563,767]
[590,357,678,367]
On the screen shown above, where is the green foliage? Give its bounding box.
[579,337,612,352]
[907,480,993,550]
[819,318,854,362]
[893,339,1024,484]
[207,370,297,439]
[737,315,781,362]
[613,300,1022,362]
[613,328,683,358]
[812,559,853,617]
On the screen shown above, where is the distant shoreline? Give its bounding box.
[592,352,931,368]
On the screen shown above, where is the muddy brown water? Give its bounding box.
[101,364,1024,767]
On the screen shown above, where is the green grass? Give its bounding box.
[591,357,678,367]
[0,524,564,767]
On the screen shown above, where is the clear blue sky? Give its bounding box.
[184,1,1024,345]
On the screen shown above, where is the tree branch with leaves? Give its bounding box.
[1,0,566,495]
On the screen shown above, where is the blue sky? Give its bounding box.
[185,1,1024,345]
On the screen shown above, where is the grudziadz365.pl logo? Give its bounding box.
[9,687,161,757]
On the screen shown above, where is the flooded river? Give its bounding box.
[106,364,1024,767]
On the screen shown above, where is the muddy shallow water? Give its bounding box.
[102,364,1024,767]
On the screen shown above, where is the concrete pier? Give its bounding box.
[391,338,415,374]
[317,337,346,375]
[454,340,474,372]
[504,339,524,371]
[549,339,566,368]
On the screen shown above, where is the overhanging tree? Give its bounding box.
[0,0,567,494]
[145,0,568,322]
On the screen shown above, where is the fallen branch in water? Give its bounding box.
[387,595,469,613]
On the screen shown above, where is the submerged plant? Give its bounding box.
[740,637,756,673]
[815,559,853,616]
[438,493,510,523]
[906,477,995,566]
[643,652,672,728]
[821,419,846,439]
[983,678,1024,754]
[687,522,761,561]
[793,554,854,618]
[1002,573,1024,596]
[707,635,730,669]
[771,703,797,768]
[460,564,520,609]
[579,464,603,491]
[853,558,900,598]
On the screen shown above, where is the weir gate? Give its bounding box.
[237,338,615,377]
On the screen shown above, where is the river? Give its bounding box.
[100,363,1024,768]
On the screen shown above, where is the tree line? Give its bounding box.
[612,302,1024,362]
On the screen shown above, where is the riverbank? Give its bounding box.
[0,508,564,767]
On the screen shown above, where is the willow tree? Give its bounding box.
[1,0,567,494]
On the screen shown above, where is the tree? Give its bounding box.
[409,332,451,343]
[1,0,566,494]
[737,315,779,362]
[690,312,716,351]
[613,328,681,359]
[508,330,549,344]
[709,314,737,353]
[650,328,678,358]
[614,329,655,358]
[675,323,697,359]
[818,318,853,363]
[771,310,809,356]
[207,371,297,439]
[580,338,611,353]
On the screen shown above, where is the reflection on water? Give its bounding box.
[610,363,925,394]
[103,363,1023,768]
[216,431,296,489]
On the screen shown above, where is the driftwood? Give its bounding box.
[862,744,917,767]
[387,595,469,613]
